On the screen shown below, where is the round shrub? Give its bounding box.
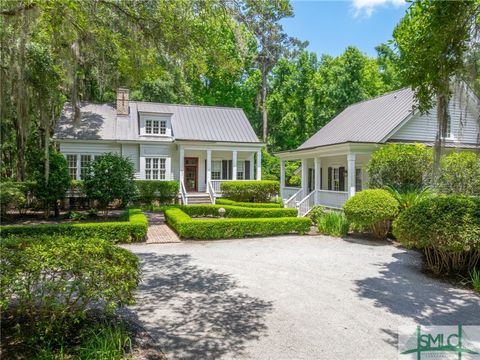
[0,235,140,339]
[393,195,480,275]
[343,189,399,239]
[367,144,432,191]
[0,182,26,216]
[437,151,480,196]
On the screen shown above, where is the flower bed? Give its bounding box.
[0,208,147,243]
[164,207,310,240]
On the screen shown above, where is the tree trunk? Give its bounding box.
[71,39,81,125]
[433,91,449,184]
[261,61,268,143]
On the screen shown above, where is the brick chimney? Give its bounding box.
[116,88,129,116]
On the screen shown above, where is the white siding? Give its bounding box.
[59,142,121,155]
[390,94,479,144]
[121,144,140,177]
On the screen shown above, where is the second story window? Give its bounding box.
[145,119,167,135]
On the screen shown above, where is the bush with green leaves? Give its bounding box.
[83,153,137,212]
[307,206,326,225]
[0,235,140,341]
[220,180,279,202]
[135,180,179,204]
[164,207,310,239]
[367,144,433,191]
[385,186,432,211]
[317,211,350,237]
[215,198,282,208]
[33,150,71,217]
[0,208,147,243]
[0,182,27,217]
[343,189,399,239]
[437,151,480,196]
[154,204,297,218]
[393,195,480,275]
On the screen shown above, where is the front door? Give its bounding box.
[184,157,198,192]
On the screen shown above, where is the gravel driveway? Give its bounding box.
[123,236,480,360]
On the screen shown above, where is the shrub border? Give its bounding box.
[215,198,282,208]
[151,204,297,218]
[0,208,147,243]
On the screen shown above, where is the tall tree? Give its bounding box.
[393,0,480,179]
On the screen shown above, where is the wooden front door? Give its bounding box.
[184,157,198,192]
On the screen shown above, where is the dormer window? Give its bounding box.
[145,119,166,135]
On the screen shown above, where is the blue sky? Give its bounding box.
[281,0,409,57]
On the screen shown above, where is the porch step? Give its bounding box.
[186,193,212,204]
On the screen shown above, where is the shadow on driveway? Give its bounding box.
[126,253,273,360]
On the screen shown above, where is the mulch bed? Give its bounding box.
[1,210,124,226]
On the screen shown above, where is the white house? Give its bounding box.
[277,86,480,216]
[55,89,263,204]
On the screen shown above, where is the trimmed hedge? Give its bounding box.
[176,204,296,218]
[0,208,147,243]
[215,198,282,208]
[135,180,179,204]
[164,208,310,239]
[220,180,279,202]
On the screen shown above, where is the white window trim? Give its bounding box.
[211,159,222,180]
[140,156,171,180]
[65,153,99,180]
[355,166,363,192]
[143,118,167,136]
[237,160,244,180]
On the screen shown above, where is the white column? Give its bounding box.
[179,145,184,183]
[314,157,321,204]
[280,159,285,199]
[256,150,262,180]
[232,150,237,180]
[206,149,212,183]
[347,153,356,198]
[301,158,308,194]
[249,154,254,180]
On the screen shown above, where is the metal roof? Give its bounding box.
[297,88,416,150]
[56,101,261,143]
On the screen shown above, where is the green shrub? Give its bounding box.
[385,185,433,211]
[470,268,480,293]
[174,204,296,218]
[0,208,147,243]
[0,181,27,216]
[83,153,137,213]
[215,198,282,208]
[393,195,480,275]
[164,208,310,239]
[220,180,279,202]
[317,211,350,237]
[437,151,480,196]
[135,180,179,204]
[343,189,399,239]
[307,205,325,225]
[367,144,433,191]
[0,235,140,341]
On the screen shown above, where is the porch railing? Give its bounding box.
[180,179,188,205]
[207,180,216,204]
[282,186,301,200]
[316,190,349,210]
[297,191,316,217]
[284,188,306,208]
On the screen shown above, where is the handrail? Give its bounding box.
[297,190,316,217]
[284,188,304,208]
[180,179,188,205]
[207,180,216,204]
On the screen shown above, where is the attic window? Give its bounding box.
[145,119,167,135]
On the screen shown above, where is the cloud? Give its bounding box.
[352,0,406,18]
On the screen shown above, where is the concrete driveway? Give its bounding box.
[123,236,480,360]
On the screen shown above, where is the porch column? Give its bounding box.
[232,150,237,180]
[249,154,254,180]
[301,158,308,194]
[280,159,285,198]
[256,150,262,180]
[206,149,212,183]
[179,145,184,183]
[314,157,321,203]
[347,153,356,198]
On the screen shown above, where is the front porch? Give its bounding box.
[278,143,376,216]
[178,144,262,204]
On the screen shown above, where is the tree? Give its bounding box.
[393,0,480,180]
[83,153,137,214]
[33,150,70,218]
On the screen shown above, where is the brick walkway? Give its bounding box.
[145,212,181,244]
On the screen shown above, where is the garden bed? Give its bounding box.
[0,210,124,225]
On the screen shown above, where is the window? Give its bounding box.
[145,157,166,180]
[80,155,92,179]
[333,168,340,191]
[67,155,77,180]
[442,116,452,139]
[145,119,167,135]
[237,161,244,180]
[355,168,362,191]
[212,160,221,180]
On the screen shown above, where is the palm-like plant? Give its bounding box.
[385,185,433,211]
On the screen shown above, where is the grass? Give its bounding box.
[317,211,350,237]
[470,268,480,293]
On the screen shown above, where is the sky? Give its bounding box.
[281,0,409,58]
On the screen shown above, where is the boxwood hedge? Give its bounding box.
[0,208,147,243]
[220,180,279,202]
[164,208,310,239]
[178,204,296,218]
[135,180,179,204]
[215,198,282,208]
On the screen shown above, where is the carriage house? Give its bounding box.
[55,89,263,204]
[277,86,480,216]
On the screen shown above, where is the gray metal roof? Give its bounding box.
[298,88,416,150]
[56,101,261,143]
